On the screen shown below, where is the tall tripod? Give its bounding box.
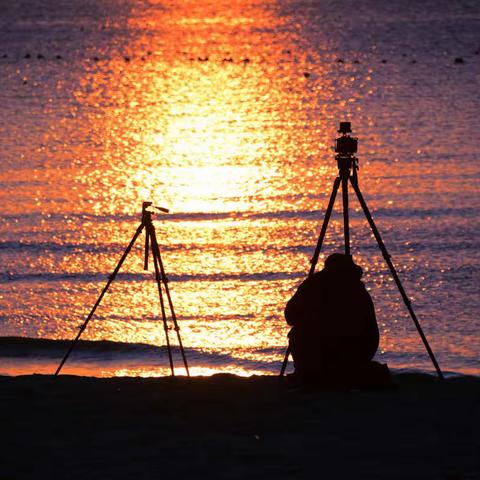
[55,202,190,377]
[279,122,444,380]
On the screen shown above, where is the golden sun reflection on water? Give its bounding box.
[50,2,337,374]
[69,0,336,219]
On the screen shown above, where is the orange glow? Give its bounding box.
[1,0,475,378]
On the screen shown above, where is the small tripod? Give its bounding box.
[55,202,190,377]
[279,122,444,380]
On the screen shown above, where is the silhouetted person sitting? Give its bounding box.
[285,253,382,388]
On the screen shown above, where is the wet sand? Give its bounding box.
[1,373,478,479]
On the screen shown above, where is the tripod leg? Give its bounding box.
[279,345,292,378]
[55,223,145,376]
[341,174,350,255]
[150,228,190,377]
[280,177,341,378]
[309,176,341,276]
[349,177,444,380]
[147,226,175,376]
[144,228,150,271]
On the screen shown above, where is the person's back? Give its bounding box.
[285,253,379,386]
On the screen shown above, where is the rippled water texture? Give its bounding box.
[0,0,479,376]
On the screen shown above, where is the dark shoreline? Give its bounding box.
[1,373,479,479]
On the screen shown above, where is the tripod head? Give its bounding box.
[142,201,169,224]
[335,121,358,177]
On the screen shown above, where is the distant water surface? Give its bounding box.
[0,0,479,376]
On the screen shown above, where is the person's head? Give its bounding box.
[323,253,363,279]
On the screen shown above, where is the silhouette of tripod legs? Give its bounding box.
[308,176,341,276]
[146,221,190,376]
[55,224,143,376]
[280,169,443,380]
[55,205,190,377]
[349,176,443,379]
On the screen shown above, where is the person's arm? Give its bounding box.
[284,275,317,326]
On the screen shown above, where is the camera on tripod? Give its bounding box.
[335,121,358,155]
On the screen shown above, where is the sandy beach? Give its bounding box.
[1,373,478,479]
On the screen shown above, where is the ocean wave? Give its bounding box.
[0,336,164,357]
[0,240,313,254]
[0,337,463,376]
[1,234,478,259]
[0,270,304,284]
[0,240,111,253]
[1,206,477,225]
[0,336,283,368]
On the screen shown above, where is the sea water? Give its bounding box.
[0,0,479,376]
